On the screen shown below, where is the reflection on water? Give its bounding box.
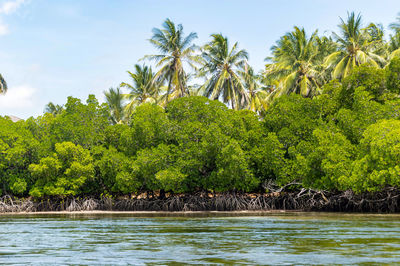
[1,212,400,265]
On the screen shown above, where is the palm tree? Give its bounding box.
[199,34,249,110]
[104,87,125,124]
[239,66,269,113]
[44,102,63,116]
[387,14,400,60]
[389,32,400,59]
[389,31,400,50]
[144,18,198,103]
[389,12,400,33]
[0,74,7,94]
[120,64,159,115]
[315,35,339,81]
[366,23,389,59]
[264,27,322,98]
[156,73,201,107]
[324,12,386,79]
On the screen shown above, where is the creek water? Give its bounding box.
[0,212,400,265]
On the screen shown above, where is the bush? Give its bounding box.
[29,142,94,197]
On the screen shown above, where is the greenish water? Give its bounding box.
[1,212,400,265]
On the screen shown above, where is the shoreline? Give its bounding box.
[2,210,400,217]
[0,209,291,215]
[1,188,400,214]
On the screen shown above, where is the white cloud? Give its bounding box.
[0,0,26,15]
[0,85,36,108]
[0,20,7,35]
[0,0,27,35]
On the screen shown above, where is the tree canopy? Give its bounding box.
[7,13,400,198]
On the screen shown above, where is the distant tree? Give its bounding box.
[240,66,269,113]
[44,102,63,116]
[104,87,125,124]
[389,31,400,50]
[200,34,249,110]
[0,74,7,94]
[144,18,199,103]
[389,12,400,33]
[324,12,386,79]
[265,27,323,98]
[120,64,159,116]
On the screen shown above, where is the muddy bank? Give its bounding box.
[1,188,399,213]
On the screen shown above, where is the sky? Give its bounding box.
[0,0,399,119]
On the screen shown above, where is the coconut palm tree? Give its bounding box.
[366,23,389,60]
[390,12,400,33]
[144,18,198,103]
[264,27,323,98]
[389,31,400,51]
[44,102,63,116]
[389,32,400,59]
[0,74,7,94]
[104,87,125,124]
[324,12,386,79]
[120,64,159,115]
[239,66,269,113]
[315,35,339,81]
[387,14,400,60]
[156,73,201,107]
[199,34,249,110]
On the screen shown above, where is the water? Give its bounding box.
[1,212,400,265]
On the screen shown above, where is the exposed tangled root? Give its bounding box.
[0,195,35,212]
[1,188,400,213]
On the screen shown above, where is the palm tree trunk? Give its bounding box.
[166,74,173,104]
[230,79,238,110]
[231,94,235,110]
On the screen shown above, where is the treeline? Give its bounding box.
[89,12,400,122]
[3,11,400,200]
[2,59,400,198]
[43,12,400,121]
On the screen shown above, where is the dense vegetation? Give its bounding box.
[3,12,400,201]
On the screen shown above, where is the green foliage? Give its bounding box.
[311,127,355,190]
[348,120,400,192]
[120,103,169,156]
[93,146,130,193]
[8,14,400,200]
[116,144,173,193]
[248,133,286,184]
[336,86,399,144]
[29,142,94,197]
[263,95,321,148]
[4,58,400,197]
[315,80,343,118]
[386,57,400,95]
[104,124,130,151]
[166,96,228,125]
[0,117,40,196]
[210,139,258,192]
[47,95,109,149]
[341,64,386,106]
[281,125,355,191]
[156,168,187,193]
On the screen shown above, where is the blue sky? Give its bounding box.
[0,0,399,118]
